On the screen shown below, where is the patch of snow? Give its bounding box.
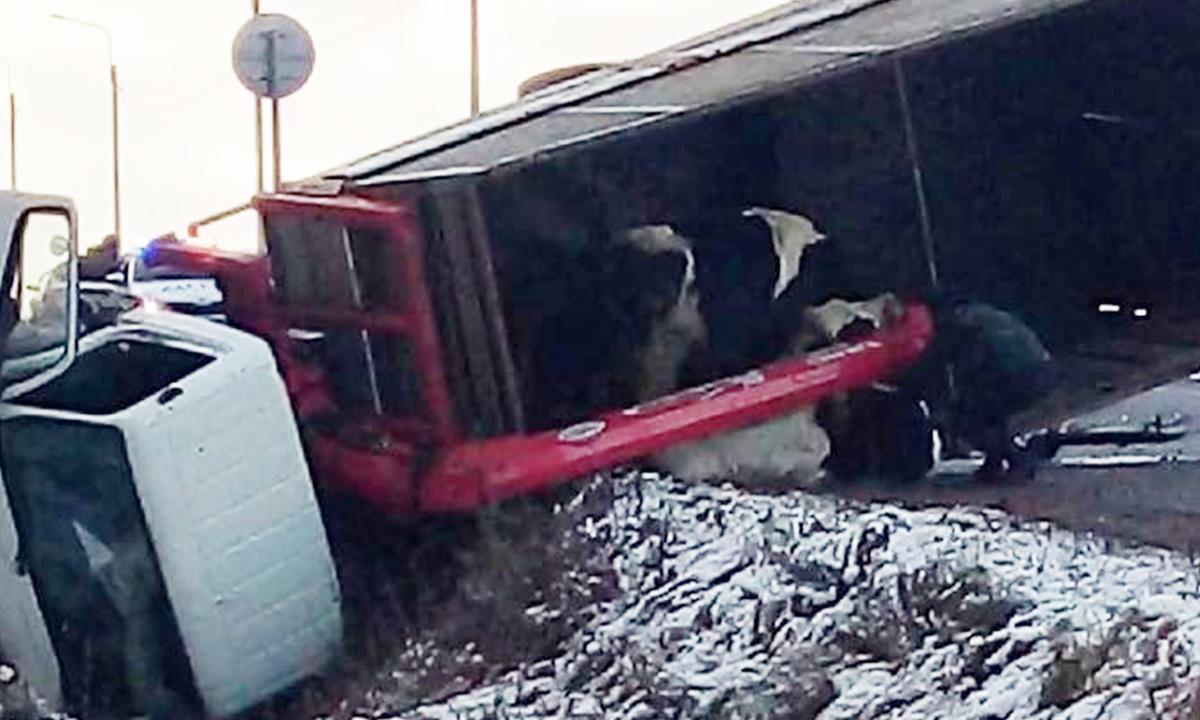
[374,472,1200,719]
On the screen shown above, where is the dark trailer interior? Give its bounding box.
[320,0,1200,440]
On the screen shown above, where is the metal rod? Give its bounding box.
[187,201,255,235]
[255,96,267,253]
[256,100,265,193]
[340,227,385,415]
[264,27,283,191]
[272,97,282,190]
[51,15,120,247]
[893,58,957,414]
[111,62,121,246]
[470,0,480,115]
[893,58,938,290]
[253,0,264,196]
[8,92,14,190]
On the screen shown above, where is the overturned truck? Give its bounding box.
[160,0,1200,521]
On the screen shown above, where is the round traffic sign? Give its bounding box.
[232,13,315,99]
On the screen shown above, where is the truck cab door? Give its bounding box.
[0,192,80,713]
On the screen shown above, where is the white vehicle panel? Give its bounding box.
[0,310,342,718]
[0,476,61,713]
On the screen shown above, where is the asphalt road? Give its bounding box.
[831,377,1200,553]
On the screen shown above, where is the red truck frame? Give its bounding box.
[148,193,934,517]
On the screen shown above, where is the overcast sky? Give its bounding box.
[0,0,787,252]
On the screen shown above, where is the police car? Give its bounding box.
[97,239,225,322]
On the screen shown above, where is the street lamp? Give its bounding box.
[0,58,14,189]
[470,0,479,115]
[50,14,121,247]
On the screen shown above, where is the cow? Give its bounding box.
[534,209,936,489]
[650,293,906,489]
[614,226,709,403]
[676,208,829,382]
[595,213,832,408]
[535,208,832,427]
[530,224,707,427]
[804,295,940,485]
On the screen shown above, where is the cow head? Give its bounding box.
[604,225,708,403]
[787,293,903,355]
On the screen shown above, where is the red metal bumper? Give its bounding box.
[421,302,935,513]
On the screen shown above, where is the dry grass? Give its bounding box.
[260,480,617,720]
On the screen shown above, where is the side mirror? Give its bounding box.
[0,201,79,399]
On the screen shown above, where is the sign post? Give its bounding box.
[232,13,314,194]
[252,1,262,195]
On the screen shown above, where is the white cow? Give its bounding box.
[650,293,902,489]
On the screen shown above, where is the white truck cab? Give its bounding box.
[0,192,343,720]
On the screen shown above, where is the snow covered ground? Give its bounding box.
[354,471,1200,720]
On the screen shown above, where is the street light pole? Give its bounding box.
[0,58,14,189]
[50,14,120,247]
[470,0,479,115]
[110,61,120,246]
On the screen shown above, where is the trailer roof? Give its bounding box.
[300,0,1102,190]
